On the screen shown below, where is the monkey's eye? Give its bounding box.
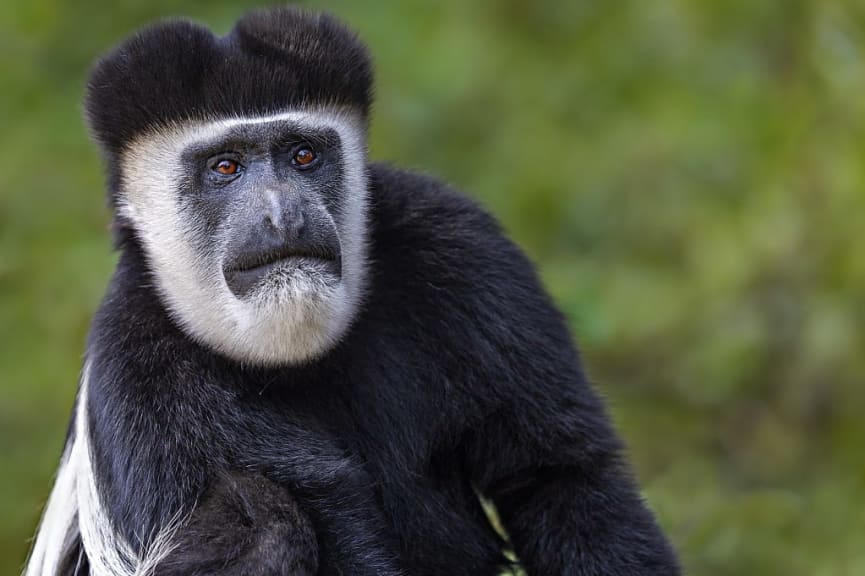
[292,146,317,168]
[211,158,241,176]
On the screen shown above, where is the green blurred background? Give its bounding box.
[2,0,864,574]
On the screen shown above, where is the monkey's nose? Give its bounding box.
[264,201,305,242]
[222,200,340,298]
[261,189,306,240]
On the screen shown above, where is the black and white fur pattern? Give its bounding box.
[25,363,185,576]
[25,7,681,576]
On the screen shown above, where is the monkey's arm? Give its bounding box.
[464,320,681,575]
[457,242,680,575]
[469,395,680,575]
[81,254,404,576]
[84,357,404,576]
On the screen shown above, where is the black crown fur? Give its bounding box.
[84,7,373,154]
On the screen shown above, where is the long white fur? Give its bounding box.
[119,108,370,366]
[23,362,186,576]
[23,443,76,576]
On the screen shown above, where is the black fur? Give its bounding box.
[85,7,372,156]
[153,472,318,576]
[58,7,681,576]
[67,166,681,575]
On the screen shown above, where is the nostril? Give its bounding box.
[294,209,306,234]
[264,210,281,232]
[281,204,306,240]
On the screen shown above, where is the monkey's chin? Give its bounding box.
[213,264,351,366]
[226,256,341,299]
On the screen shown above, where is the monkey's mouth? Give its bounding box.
[223,246,341,298]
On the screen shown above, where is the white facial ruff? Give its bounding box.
[117,108,370,366]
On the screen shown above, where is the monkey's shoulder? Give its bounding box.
[367,163,527,279]
[364,163,568,345]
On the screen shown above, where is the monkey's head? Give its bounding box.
[85,8,372,366]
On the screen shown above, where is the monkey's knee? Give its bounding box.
[154,472,318,576]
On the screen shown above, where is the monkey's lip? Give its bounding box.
[226,245,339,274]
[223,247,341,297]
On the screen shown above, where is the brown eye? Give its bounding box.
[213,159,239,175]
[293,147,316,167]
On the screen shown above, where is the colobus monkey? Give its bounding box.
[24,7,680,576]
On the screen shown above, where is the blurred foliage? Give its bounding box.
[1,0,864,574]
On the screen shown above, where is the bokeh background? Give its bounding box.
[2,0,864,574]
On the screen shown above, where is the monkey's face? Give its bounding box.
[117,109,368,366]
